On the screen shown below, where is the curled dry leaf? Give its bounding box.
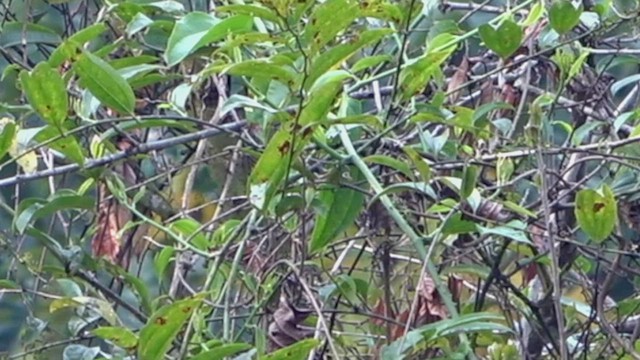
[447,56,469,104]
[268,295,314,350]
[92,183,131,263]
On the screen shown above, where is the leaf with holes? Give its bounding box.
[478,20,522,59]
[20,62,68,127]
[575,185,617,243]
[549,0,583,34]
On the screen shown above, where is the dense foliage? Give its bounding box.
[2,0,640,359]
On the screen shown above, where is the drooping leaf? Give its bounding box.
[74,51,135,115]
[19,62,68,127]
[165,12,253,66]
[310,172,365,253]
[138,295,204,360]
[478,19,522,59]
[575,185,617,243]
[549,0,583,34]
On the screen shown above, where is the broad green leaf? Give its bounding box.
[260,339,320,360]
[20,62,68,127]
[478,20,522,59]
[165,12,253,66]
[575,185,617,243]
[351,54,393,73]
[364,154,413,179]
[249,71,350,210]
[190,343,253,360]
[442,213,477,235]
[399,47,456,99]
[74,51,135,115]
[0,22,61,48]
[478,220,531,244]
[612,74,640,96]
[211,219,242,247]
[549,0,583,34]
[93,326,138,349]
[14,194,94,234]
[224,60,297,86]
[216,4,281,23]
[310,173,365,253]
[35,126,85,165]
[169,218,209,250]
[381,313,512,359]
[305,0,360,55]
[306,28,393,89]
[49,23,107,67]
[138,295,203,360]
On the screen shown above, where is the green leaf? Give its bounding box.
[154,247,175,281]
[478,20,522,59]
[224,60,297,86]
[49,23,107,67]
[549,0,583,34]
[216,4,281,23]
[306,28,393,89]
[74,51,135,115]
[191,343,253,360]
[442,213,477,235]
[138,295,203,360]
[0,121,16,161]
[35,126,85,165]
[304,0,360,56]
[403,147,431,181]
[460,165,479,199]
[310,173,365,254]
[381,313,512,359]
[19,62,68,127]
[351,54,393,73]
[399,46,456,99]
[169,218,209,250]
[0,22,61,48]
[249,71,350,210]
[478,220,531,244]
[575,185,617,243]
[363,155,413,179]
[93,326,138,349]
[15,194,94,234]
[165,12,253,66]
[260,339,320,360]
[522,1,544,26]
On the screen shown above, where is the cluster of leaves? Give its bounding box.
[2,0,640,359]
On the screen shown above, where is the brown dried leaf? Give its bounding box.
[92,183,130,263]
[447,56,469,104]
[417,275,448,321]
